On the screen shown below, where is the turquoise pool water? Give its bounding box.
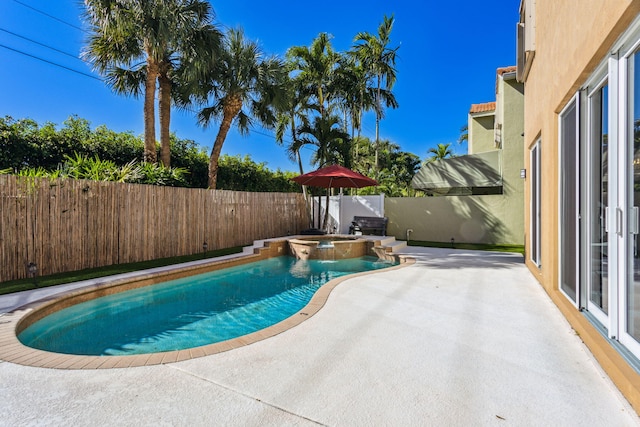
[19,256,395,356]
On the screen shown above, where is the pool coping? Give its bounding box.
[0,237,414,369]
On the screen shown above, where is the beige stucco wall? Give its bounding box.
[523,0,640,294]
[522,0,640,413]
[468,114,496,154]
[386,194,523,245]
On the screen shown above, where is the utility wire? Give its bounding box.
[6,2,313,154]
[0,44,101,81]
[0,27,82,61]
[11,0,87,33]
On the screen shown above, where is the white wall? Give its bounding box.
[311,194,385,234]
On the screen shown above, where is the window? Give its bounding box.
[517,0,536,82]
[530,140,541,266]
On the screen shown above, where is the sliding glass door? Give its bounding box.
[621,49,640,352]
[586,82,609,324]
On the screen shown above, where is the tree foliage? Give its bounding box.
[351,136,420,197]
[217,155,299,192]
[186,28,286,188]
[83,0,221,166]
[0,115,299,192]
[427,143,455,163]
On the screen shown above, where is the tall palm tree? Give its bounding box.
[334,55,376,161]
[287,33,340,119]
[275,70,315,225]
[427,143,455,162]
[275,69,313,176]
[83,0,220,166]
[352,14,400,176]
[195,28,286,189]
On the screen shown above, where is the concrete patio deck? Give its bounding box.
[1,246,638,425]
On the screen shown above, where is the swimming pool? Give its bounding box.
[18,256,396,356]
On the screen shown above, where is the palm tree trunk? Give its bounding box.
[296,151,313,227]
[144,56,158,163]
[290,117,312,227]
[208,97,242,189]
[158,71,171,167]
[375,75,381,179]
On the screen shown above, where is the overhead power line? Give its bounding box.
[0,27,82,61]
[11,0,87,33]
[0,44,101,81]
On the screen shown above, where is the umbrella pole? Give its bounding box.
[323,187,330,232]
[317,195,321,229]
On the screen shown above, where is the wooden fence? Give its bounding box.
[0,175,308,282]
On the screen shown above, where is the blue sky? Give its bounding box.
[0,1,519,172]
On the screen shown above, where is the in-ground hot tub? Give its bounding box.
[288,235,371,261]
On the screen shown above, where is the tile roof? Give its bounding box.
[497,66,517,75]
[469,102,496,114]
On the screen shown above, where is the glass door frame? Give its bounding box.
[559,93,581,308]
[582,74,611,327]
[618,41,640,354]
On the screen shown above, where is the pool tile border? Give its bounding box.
[0,238,413,369]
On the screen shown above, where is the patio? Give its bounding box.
[1,246,638,425]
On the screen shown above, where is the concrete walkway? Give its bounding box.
[1,247,638,426]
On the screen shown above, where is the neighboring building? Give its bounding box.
[407,66,524,244]
[518,0,640,413]
[468,101,496,154]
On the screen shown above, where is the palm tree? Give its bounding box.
[287,33,340,119]
[334,55,376,161]
[275,70,315,225]
[457,124,468,144]
[298,114,351,168]
[427,143,455,162]
[352,14,400,176]
[83,0,220,166]
[275,69,312,175]
[298,114,350,230]
[195,28,286,189]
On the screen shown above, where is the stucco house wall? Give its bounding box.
[521,0,640,413]
[468,110,496,154]
[386,193,520,245]
[403,68,524,246]
[499,75,525,245]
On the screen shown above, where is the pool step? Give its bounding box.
[374,237,407,253]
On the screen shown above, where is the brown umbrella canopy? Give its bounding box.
[292,165,378,189]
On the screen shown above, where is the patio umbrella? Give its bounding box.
[291,164,378,189]
[292,165,378,231]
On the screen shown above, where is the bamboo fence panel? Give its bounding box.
[0,175,307,282]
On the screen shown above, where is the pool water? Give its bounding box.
[19,256,395,356]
